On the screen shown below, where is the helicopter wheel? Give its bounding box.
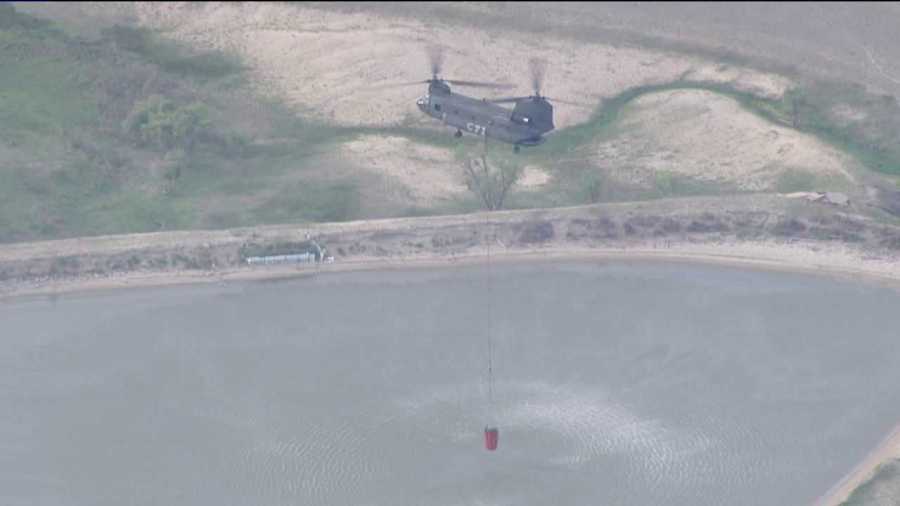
[454,130,463,138]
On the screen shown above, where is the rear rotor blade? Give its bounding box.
[543,96,596,108]
[488,95,597,108]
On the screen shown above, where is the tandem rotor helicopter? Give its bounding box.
[383,46,589,153]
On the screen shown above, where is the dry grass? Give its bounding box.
[594,89,857,192]
[125,2,792,130]
[518,166,552,189]
[337,135,466,207]
[108,1,844,209]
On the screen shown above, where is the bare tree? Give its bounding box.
[464,151,523,211]
[791,97,800,129]
[788,90,804,129]
[583,170,607,204]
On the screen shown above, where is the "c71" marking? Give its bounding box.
[466,122,487,135]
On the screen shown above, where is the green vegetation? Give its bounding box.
[840,459,900,506]
[582,171,607,204]
[123,95,211,151]
[0,17,95,148]
[786,82,900,176]
[250,180,361,224]
[0,6,358,243]
[101,25,244,82]
[775,169,818,193]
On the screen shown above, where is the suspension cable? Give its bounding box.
[487,207,493,406]
[483,134,494,408]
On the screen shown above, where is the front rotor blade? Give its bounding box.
[372,80,431,90]
[427,44,445,78]
[445,79,516,89]
[529,57,547,96]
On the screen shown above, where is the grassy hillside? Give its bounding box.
[2,3,898,245]
[0,4,363,244]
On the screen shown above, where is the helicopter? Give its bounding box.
[385,46,586,153]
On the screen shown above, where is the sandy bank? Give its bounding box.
[4,238,899,302]
[3,195,899,302]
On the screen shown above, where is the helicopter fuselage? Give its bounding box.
[416,83,553,148]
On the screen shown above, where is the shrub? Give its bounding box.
[123,95,211,151]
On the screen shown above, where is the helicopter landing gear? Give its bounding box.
[513,144,521,154]
[454,130,463,138]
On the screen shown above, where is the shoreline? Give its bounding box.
[814,422,900,506]
[4,240,900,301]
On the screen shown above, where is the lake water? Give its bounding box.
[3,260,900,505]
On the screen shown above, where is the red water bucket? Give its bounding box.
[484,426,499,451]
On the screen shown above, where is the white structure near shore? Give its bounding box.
[245,253,316,265]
